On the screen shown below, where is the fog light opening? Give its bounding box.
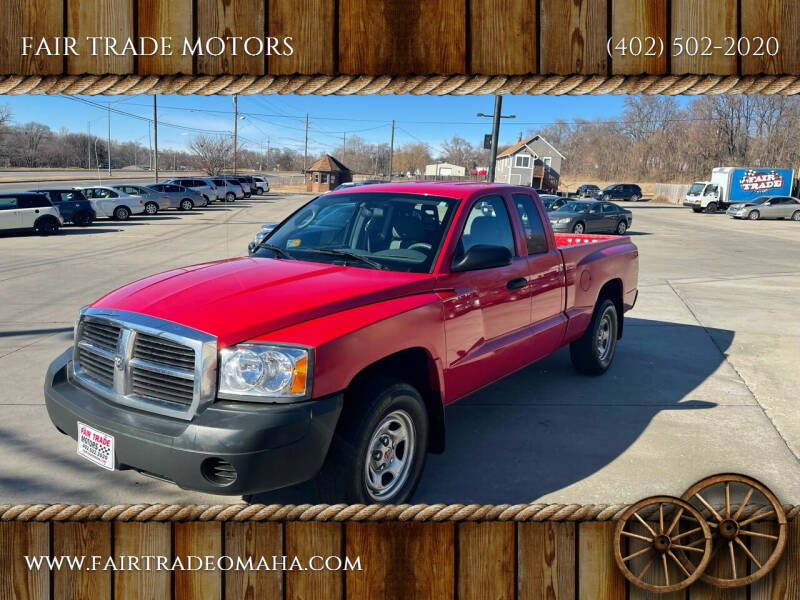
[201,457,238,487]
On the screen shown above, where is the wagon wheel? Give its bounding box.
[680,473,787,588]
[614,496,713,593]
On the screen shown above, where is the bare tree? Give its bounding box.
[188,135,233,175]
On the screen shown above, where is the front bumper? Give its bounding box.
[683,200,701,208]
[44,349,342,495]
[550,222,574,232]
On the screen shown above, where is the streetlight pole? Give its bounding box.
[389,120,395,180]
[233,95,238,175]
[477,95,515,183]
[153,96,159,182]
[107,104,112,176]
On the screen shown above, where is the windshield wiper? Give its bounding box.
[307,248,385,270]
[255,242,294,259]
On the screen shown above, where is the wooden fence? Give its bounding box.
[2,0,799,76]
[1,516,797,599]
[653,183,691,204]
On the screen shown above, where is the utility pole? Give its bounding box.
[303,113,309,172]
[233,95,238,175]
[342,132,346,163]
[477,95,515,182]
[266,137,270,172]
[153,96,159,182]
[107,104,112,176]
[87,121,91,170]
[389,120,395,180]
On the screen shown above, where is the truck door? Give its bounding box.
[439,194,532,401]
[510,193,567,361]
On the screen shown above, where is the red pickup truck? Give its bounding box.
[45,182,638,504]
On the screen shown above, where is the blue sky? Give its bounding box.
[2,94,689,154]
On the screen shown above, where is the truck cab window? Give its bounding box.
[512,194,548,254]
[457,195,515,258]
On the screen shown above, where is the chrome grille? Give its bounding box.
[81,320,121,352]
[72,309,217,420]
[77,346,114,387]
[133,333,196,370]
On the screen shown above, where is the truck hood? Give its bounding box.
[91,257,435,347]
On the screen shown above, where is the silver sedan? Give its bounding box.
[727,196,800,221]
[111,184,177,213]
[145,183,208,210]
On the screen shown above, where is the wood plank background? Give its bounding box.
[1,519,797,599]
[0,0,798,76]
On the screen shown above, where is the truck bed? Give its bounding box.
[553,233,620,247]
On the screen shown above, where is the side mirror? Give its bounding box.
[451,245,513,272]
[248,241,256,255]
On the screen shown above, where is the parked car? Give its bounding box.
[30,188,96,226]
[45,182,639,504]
[98,161,118,169]
[234,175,260,195]
[211,177,245,202]
[334,180,383,191]
[595,184,642,202]
[163,177,218,204]
[549,200,633,234]
[80,186,146,221]
[221,175,253,197]
[146,183,207,210]
[576,184,600,198]
[111,184,174,214]
[726,195,800,220]
[252,176,270,194]
[539,194,568,211]
[247,223,280,252]
[0,192,63,235]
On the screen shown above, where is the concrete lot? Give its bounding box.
[1,193,798,505]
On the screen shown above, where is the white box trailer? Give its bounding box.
[683,167,796,213]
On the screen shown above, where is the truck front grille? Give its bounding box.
[73,310,216,420]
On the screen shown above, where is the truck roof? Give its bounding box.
[325,181,537,199]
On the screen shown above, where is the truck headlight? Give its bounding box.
[218,344,311,401]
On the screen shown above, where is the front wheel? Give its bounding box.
[691,207,702,213]
[570,298,619,375]
[144,201,159,215]
[791,210,800,221]
[748,210,760,220]
[35,218,60,236]
[572,222,585,234]
[616,220,628,235]
[225,192,235,202]
[180,199,194,211]
[113,206,130,221]
[315,377,429,504]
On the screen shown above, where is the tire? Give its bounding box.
[113,206,131,221]
[180,199,194,211]
[144,201,159,215]
[748,210,760,220]
[791,210,800,221]
[570,298,619,375]
[705,201,718,213]
[225,192,235,202]
[691,207,702,213]
[603,194,611,202]
[630,194,640,202]
[315,377,429,504]
[35,217,60,236]
[73,211,93,226]
[616,220,628,235]
[573,222,585,234]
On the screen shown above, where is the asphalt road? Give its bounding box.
[1,195,798,505]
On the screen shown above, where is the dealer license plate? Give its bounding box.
[77,422,115,470]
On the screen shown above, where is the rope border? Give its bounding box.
[2,74,800,95]
[1,503,797,522]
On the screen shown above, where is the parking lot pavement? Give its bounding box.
[1,198,798,505]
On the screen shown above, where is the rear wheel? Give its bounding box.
[791,210,800,221]
[35,217,60,236]
[705,201,718,213]
[616,220,628,235]
[144,201,159,215]
[315,377,429,504]
[573,222,585,234]
[748,210,760,220]
[113,206,130,221]
[570,298,619,375]
[180,199,194,211]
[73,211,93,226]
[225,192,235,202]
[630,193,640,202]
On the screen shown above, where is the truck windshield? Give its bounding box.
[688,183,705,195]
[256,192,459,273]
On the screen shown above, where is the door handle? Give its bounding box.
[507,277,527,290]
